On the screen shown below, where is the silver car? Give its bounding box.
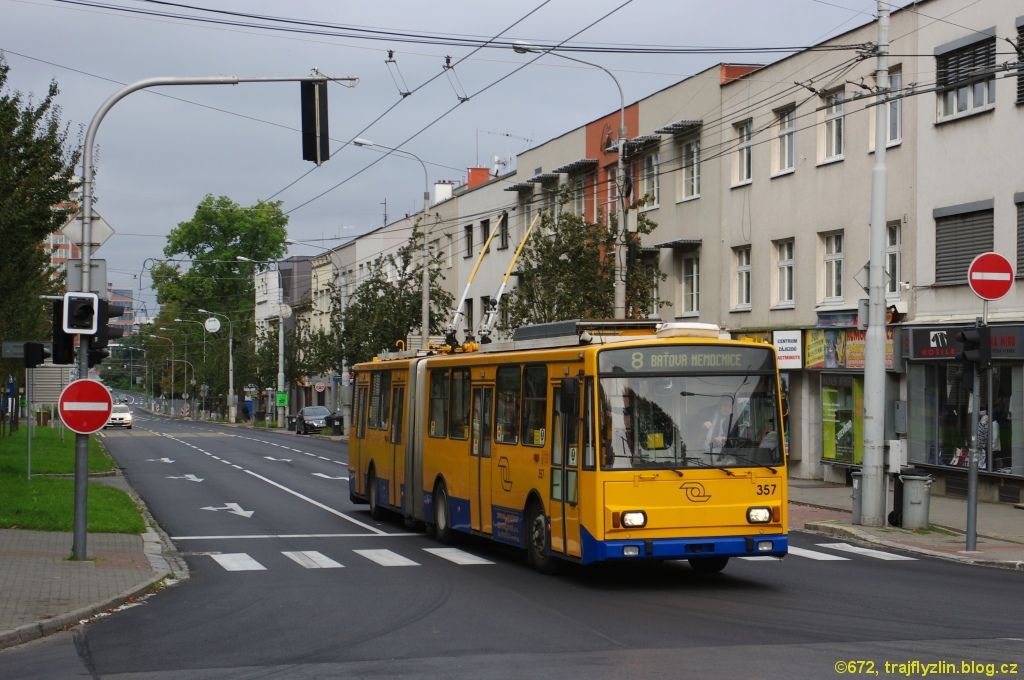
[106,404,133,429]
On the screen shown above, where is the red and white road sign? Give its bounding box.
[968,252,1014,301]
[58,379,113,434]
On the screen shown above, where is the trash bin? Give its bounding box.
[899,471,933,530]
[254,410,266,422]
[287,415,297,431]
[329,415,342,436]
[851,471,862,525]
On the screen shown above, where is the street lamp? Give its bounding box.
[352,137,432,348]
[175,318,207,418]
[147,334,174,416]
[170,358,196,417]
[199,308,235,423]
[174,318,206,362]
[238,255,287,429]
[512,41,628,318]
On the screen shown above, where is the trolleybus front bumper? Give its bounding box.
[581,528,788,564]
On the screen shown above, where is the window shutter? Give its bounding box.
[1018,27,1024,104]
[1017,203,1024,273]
[935,210,994,283]
[937,37,996,89]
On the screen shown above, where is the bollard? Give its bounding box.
[851,471,862,524]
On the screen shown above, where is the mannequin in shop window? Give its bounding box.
[975,407,999,470]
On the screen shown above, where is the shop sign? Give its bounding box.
[806,328,896,369]
[908,326,1024,361]
[772,330,802,369]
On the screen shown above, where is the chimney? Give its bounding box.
[467,167,491,189]
[434,180,454,204]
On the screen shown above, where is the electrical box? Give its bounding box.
[892,400,907,435]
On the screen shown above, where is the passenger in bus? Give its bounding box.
[703,396,738,453]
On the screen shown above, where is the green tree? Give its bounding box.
[338,223,453,367]
[500,199,665,330]
[0,58,79,379]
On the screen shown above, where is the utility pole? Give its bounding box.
[859,2,891,527]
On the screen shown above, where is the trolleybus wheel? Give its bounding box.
[433,482,456,544]
[688,556,729,574]
[526,503,557,574]
[367,468,384,520]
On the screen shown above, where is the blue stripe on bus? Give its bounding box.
[579,527,788,564]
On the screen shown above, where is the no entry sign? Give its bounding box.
[967,252,1014,301]
[58,379,113,434]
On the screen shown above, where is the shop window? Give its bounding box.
[821,374,863,464]
[907,362,1018,473]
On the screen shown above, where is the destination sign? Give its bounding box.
[598,346,775,374]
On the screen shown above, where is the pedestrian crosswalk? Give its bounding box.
[198,541,914,572]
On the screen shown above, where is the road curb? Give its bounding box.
[804,520,1024,571]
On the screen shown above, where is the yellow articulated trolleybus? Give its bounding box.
[349,320,788,573]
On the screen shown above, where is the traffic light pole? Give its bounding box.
[966,311,986,551]
[73,71,347,561]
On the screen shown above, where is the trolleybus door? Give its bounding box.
[389,385,405,509]
[469,386,493,533]
[550,384,582,558]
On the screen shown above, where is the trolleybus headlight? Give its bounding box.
[746,507,771,524]
[620,511,647,528]
[622,545,641,557]
[757,540,774,552]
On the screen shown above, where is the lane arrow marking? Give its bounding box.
[167,474,204,482]
[312,473,349,480]
[201,502,254,518]
[147,457,175,463]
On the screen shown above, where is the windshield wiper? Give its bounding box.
[685,457,736,477]
[726,453,779,474]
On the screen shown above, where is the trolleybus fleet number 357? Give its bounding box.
[348,322,787,574]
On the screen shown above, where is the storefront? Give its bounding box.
[905,326,1024,504]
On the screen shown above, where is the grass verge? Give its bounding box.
[0,423,145,533]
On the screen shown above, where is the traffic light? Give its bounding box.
[52,299,75,364]
[23,342,51,368]
[300,79,329,165]
[957,326,991,368]
[62,291,99,335]
[88,300,127,368]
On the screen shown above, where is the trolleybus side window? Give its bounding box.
[390,385,404,444]
[355,385,368,439]
[428,368,449,438]
[495,365,521,444]
[583,377,595,469]
[522,365,547,447]
[450,368,471,440]
[368,371,392,430]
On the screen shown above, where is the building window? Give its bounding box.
[735,246,751,308]
[936,36,996,122]
[886,221,902,297]
[481,218,490,254]
[498,214,509,250]
[886,69,902,146]
[935,207,994,284]
[681,254,699,314]
[1017,201,1024,274]
[682,137,700,199]
[777,239,794,305]
[463,224,473,258]
[641,152,659,208]
[573,176,585,215]
[823,91,844,161]
[735,120,752,183]
[464,298,474,336]
[824,232,844,300]
[777,107,795,173]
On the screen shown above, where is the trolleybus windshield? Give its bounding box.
[597,346,782,471]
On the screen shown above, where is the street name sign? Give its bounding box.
[967,252,1013,301]
[58,379,112,434]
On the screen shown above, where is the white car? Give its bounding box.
[106,404,133,429]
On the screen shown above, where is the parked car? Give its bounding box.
[295,405,332,435]
[105,404,133,429]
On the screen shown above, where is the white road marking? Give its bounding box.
[738,556,783,561]
[209,553,266,571]
[312,473,348,480]
[816,542,917,560]
[423,547,493,565]
[244,469,387,534]
[172,533,417,540]
[354,549,419,567]
[282,550,344,569]
[788,546,850,561]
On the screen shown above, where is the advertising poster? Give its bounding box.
[821,374,864,464]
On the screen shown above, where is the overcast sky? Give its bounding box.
[2,0,892,316]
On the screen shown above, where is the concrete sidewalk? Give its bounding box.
[1,474,1021,652]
